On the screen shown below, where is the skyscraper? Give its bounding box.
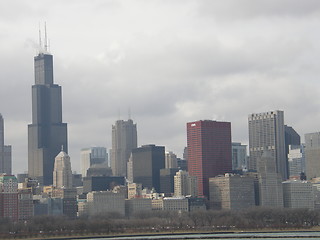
[53,150,73,189]
[111,119,137,177]
[305,132,320,179]
[28,50,68,185]
[248,110,287,179]
[128,144,165,192]
[0,114,12,174]
[81,147,109,177]
[187,120,232,198]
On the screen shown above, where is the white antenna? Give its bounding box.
[39,22,42,52]
[44,22,48,52]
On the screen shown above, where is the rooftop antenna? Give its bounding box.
[38,22,42,52]
[44,22,48,52]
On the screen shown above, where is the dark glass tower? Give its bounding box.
[28,52,68,186]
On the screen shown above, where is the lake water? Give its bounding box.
[74,231,320,240]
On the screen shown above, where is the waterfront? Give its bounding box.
[68,231,320,240]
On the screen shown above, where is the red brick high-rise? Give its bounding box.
[187,120,232,198]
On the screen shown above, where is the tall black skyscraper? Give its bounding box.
[28,49,68,186]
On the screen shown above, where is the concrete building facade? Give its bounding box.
[111,119,137,177]
[53,150,73,189]
[305,132,320,179]
[248,110,287,179]
[174,170,198,197]
[283,180,314,210]
[209,174,255,210]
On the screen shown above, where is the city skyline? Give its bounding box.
[1,1,320,174]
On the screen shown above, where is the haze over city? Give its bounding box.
[1,0,320,174]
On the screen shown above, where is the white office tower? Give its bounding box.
[81,147,108,177]
[305,133,320,180]
[248,110,287,179]
[165,151,178,169]
[288,145,305,178]
[111,119,137,177]
[283,180,314,210]
[174,170,198,197]
[232,142,248,171]
[53,150,73,189]
[258,150,284,207]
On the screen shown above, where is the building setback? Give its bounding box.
[111,119,137,177]
[248,110,287,180]
[28,51,68,186]
[187,120,232,197]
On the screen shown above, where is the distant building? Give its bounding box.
[174,170,198,197]
[87,190,125,216]
[160,168,179,195]
[209,174,255,210]
[18,188,33,221]
[231,142,247,171]
[28,51,68,186]
[187,120,232,197]
[125,198,152,216]
[72,173,83,187]
[0,115,12,174]
[53,150,73,189]
[258,150,284,207]
[305,132,320,179]
[128,144,165,192]
[165,151,178,169]
[283,180,313,210]
[81,147,108,177]
[288,145,305,178]
[127,183,143,199]
[248,111,287,179]
[83,176,125,194]
[0,174,18,221]
[86,164,112,177]
[111,119,137,177]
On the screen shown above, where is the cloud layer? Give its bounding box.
[1,0,320,174]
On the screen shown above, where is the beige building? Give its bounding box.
[163,197,189,212]
[209,174,255,210]
[53,150,72,189]
[127,183,143,199]
[165,151,178,169]
[283,180,314,210]
[174,170,198,197]
[87,190,125,216]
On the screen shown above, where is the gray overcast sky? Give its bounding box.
[1,0,320,174]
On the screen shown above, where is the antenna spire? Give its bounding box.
[38,23,42,52]
[44,22,48,52]
[128,107,131,120]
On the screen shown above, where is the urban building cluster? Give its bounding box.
[1,46,320,222]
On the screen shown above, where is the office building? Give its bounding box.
[0,115,12,174]
[111,119,137,177]
[165,151,178,169]
[160,168,179,195]
[18,188,33,221]
[125,198,152,216]
[174,170,198,197]
[282,180,314,210]
[187,120,232,197]
[81,147,108,177]
[209,174,255,210]
[232,142,248,171]
[28,49,68,186]
[0,174,18,221]
[128,144,165,192]
[305,132,320,179]
[248,110,287,179]
[288,145,305,178]
[83,176,125,194]
[87,190,125,216]
[257,150,283,207]
[53,150,73,189]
